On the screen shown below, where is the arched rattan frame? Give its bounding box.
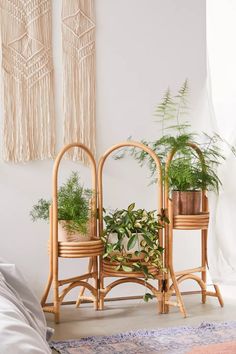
[41,143,103,323]
[97,141,166,312]
[164,143,224,317]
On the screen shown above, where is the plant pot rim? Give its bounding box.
[172,190,201,192]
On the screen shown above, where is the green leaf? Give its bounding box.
[147,273,155,279]
[122,265,133,272]
[104,215,112,223]
[127,234,138,250]
[140,240,147,247]
[106,243,113,252]
[134,251,141,257]
[142,265,149,276]
[117,256,125,262]
[125,227,132,237]
[142,234,154,247]
[143,293,154,302]
[118,227,126,234]
[162,216,170,224]
[110,255,118,262]
[128,203,135,212]
[132,262,141,269]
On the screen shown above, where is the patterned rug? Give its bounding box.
[50,321,236,354]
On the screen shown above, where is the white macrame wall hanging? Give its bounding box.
[0,0,55,162]
[62,0,96,164]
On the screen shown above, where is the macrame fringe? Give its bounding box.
[0,0,55,162]
[2,71,55,162]
[62,0,96,165]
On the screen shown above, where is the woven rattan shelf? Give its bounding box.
[58,239,103,258]
[173,212,209,230]
[102,260,161,278]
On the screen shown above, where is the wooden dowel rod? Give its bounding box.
[205,291,218,297]
[76,296,94,302]
[165,301,179,307]
[44,290,201,307]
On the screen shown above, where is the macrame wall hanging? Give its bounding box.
[0,0,55,162]
[62,0,96,164]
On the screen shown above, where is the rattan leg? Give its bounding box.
[99,275,105,310]
[170,268,187,317]
[41,274,53,307]
[54,309,60,324]
[42,207,53,308]
[167,199,187,317]
[53,280,60,324]
[92,257,99,310]
[201,229,207,304]
[214,284,224,307]
[162,274,169,314]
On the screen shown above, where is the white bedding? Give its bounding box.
[0,259,52,354]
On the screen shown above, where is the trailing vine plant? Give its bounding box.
[102,203,169,301]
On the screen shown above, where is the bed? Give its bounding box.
[0,258,52,354]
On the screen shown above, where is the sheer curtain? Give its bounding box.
[207,0,236,286]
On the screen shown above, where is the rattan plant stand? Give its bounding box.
[41,141,224,322]
[98,141,171,313]
[41,143,104,323]
[163,143,224,317]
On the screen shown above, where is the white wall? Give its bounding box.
[0,0,206,300]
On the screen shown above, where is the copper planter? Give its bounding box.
[172,190,202,216]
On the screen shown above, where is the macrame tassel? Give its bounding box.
[0,0,55,162]
[62,0,96,164]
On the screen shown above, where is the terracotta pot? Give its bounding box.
[58,221,91,242]
[108,233,145,260]
[172,190,201,216]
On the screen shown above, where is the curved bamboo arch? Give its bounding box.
[102,278,159,298]
[97,141,164,310]
[52,143,97,247]
[170,274,206,292]
[59,281,97,304]
[98,141,163,236]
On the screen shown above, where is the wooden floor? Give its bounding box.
[47,293,236,342]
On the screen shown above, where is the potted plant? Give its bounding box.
[101,203,168,301]
[30,172,93,242]
[116,80,235,215]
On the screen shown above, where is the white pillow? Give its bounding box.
[0,259,52,354]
